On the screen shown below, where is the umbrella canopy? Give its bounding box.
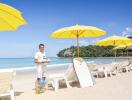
[96,35,132,46]
[50,24,107,57]
[50,25,106,38]
[0,3,27,31]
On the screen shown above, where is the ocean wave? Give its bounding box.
[0,61,95,71]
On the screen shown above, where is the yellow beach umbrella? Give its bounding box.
[0,3,27,31]
[113,45,126,59]
[125,43,132,49]
[50,24,107,57]
[113,43,132,50]
[96,35,132,46]
[124,43,132,60]
[113,43,132,60]
[96,35,132,61]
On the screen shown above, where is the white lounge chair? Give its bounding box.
[120,61,132,72]
[91,62,117,78]
[103,63,118,78]
[116,61,129,73]
[47,64,77,91]
[0,69,16,100]
[126,62,132,72]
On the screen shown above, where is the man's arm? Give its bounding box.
[34,59,44,64]
[34,52,43,64]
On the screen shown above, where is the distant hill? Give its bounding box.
[57,45,129,57]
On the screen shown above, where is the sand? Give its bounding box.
[1,69,132,100]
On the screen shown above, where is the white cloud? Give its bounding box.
[122,27,132,37]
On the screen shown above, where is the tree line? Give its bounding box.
[57,45,132,57]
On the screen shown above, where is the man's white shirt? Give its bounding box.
[34,51,47,78]
[34,51,46,62]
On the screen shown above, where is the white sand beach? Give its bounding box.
[1,69,132,100]
[0,1,132,100]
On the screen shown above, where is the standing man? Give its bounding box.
[34,44,48,83]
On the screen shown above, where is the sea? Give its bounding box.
[0,57,128,71]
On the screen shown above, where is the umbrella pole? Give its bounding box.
[127,50,129,61]
[77,34,79,57]
[115,50,116,62]
[127,49,128,56]
[114,41,116,62]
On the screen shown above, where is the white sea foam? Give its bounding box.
[0,61,94,71]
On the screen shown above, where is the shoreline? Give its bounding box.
[0,61,95,71]
[0,57,129,72]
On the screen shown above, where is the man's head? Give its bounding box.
[39,44,45,52]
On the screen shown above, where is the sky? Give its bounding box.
[0,0,132,57]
